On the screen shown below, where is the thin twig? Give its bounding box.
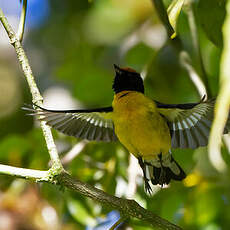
[0,164,48,180]
[0,8,63,171]
[17,0,27,42]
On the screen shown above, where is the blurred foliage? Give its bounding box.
[197,0,226,48]
[0,0,230,229]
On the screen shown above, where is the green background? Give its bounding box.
[0,0,229,229]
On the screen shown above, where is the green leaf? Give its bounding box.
[197,0,226,47]
[67,198,96,226]
[167,0,185,39]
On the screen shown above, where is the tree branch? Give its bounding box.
[0,164,48,180]
[58,172,183,230]
[0,8,63,171]
[0,8,183,230]
[17,0,27,42]
[0,166,182,230]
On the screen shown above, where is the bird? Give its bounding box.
[24,64,230,193]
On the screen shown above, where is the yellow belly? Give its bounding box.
[112,91,171,160]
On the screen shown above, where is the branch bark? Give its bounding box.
[0,165,182,230]
[17,0,27,42]
[0,8,63,170]
[0,8,183,230]
[59,172,182,230]
[0,164,48,180]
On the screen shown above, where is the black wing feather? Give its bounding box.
[156,98,230,149]
[23,105,117,142]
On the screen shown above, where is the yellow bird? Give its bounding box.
[24,65,230,192]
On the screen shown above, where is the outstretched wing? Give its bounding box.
[23,105,117,142]
[156,98,230,149]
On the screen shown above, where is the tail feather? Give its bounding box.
[145,156,186,187]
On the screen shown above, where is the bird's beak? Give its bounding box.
[114,64,122,74]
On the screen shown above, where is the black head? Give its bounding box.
[112,64,144,94]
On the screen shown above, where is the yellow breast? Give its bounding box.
[112,91,171,160]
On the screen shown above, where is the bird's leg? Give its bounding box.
[158,153,166,187]
[138,157,152,193]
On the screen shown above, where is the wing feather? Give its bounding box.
[156,99,230,149]
[184,129,197,148]
[23,105,117,142]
